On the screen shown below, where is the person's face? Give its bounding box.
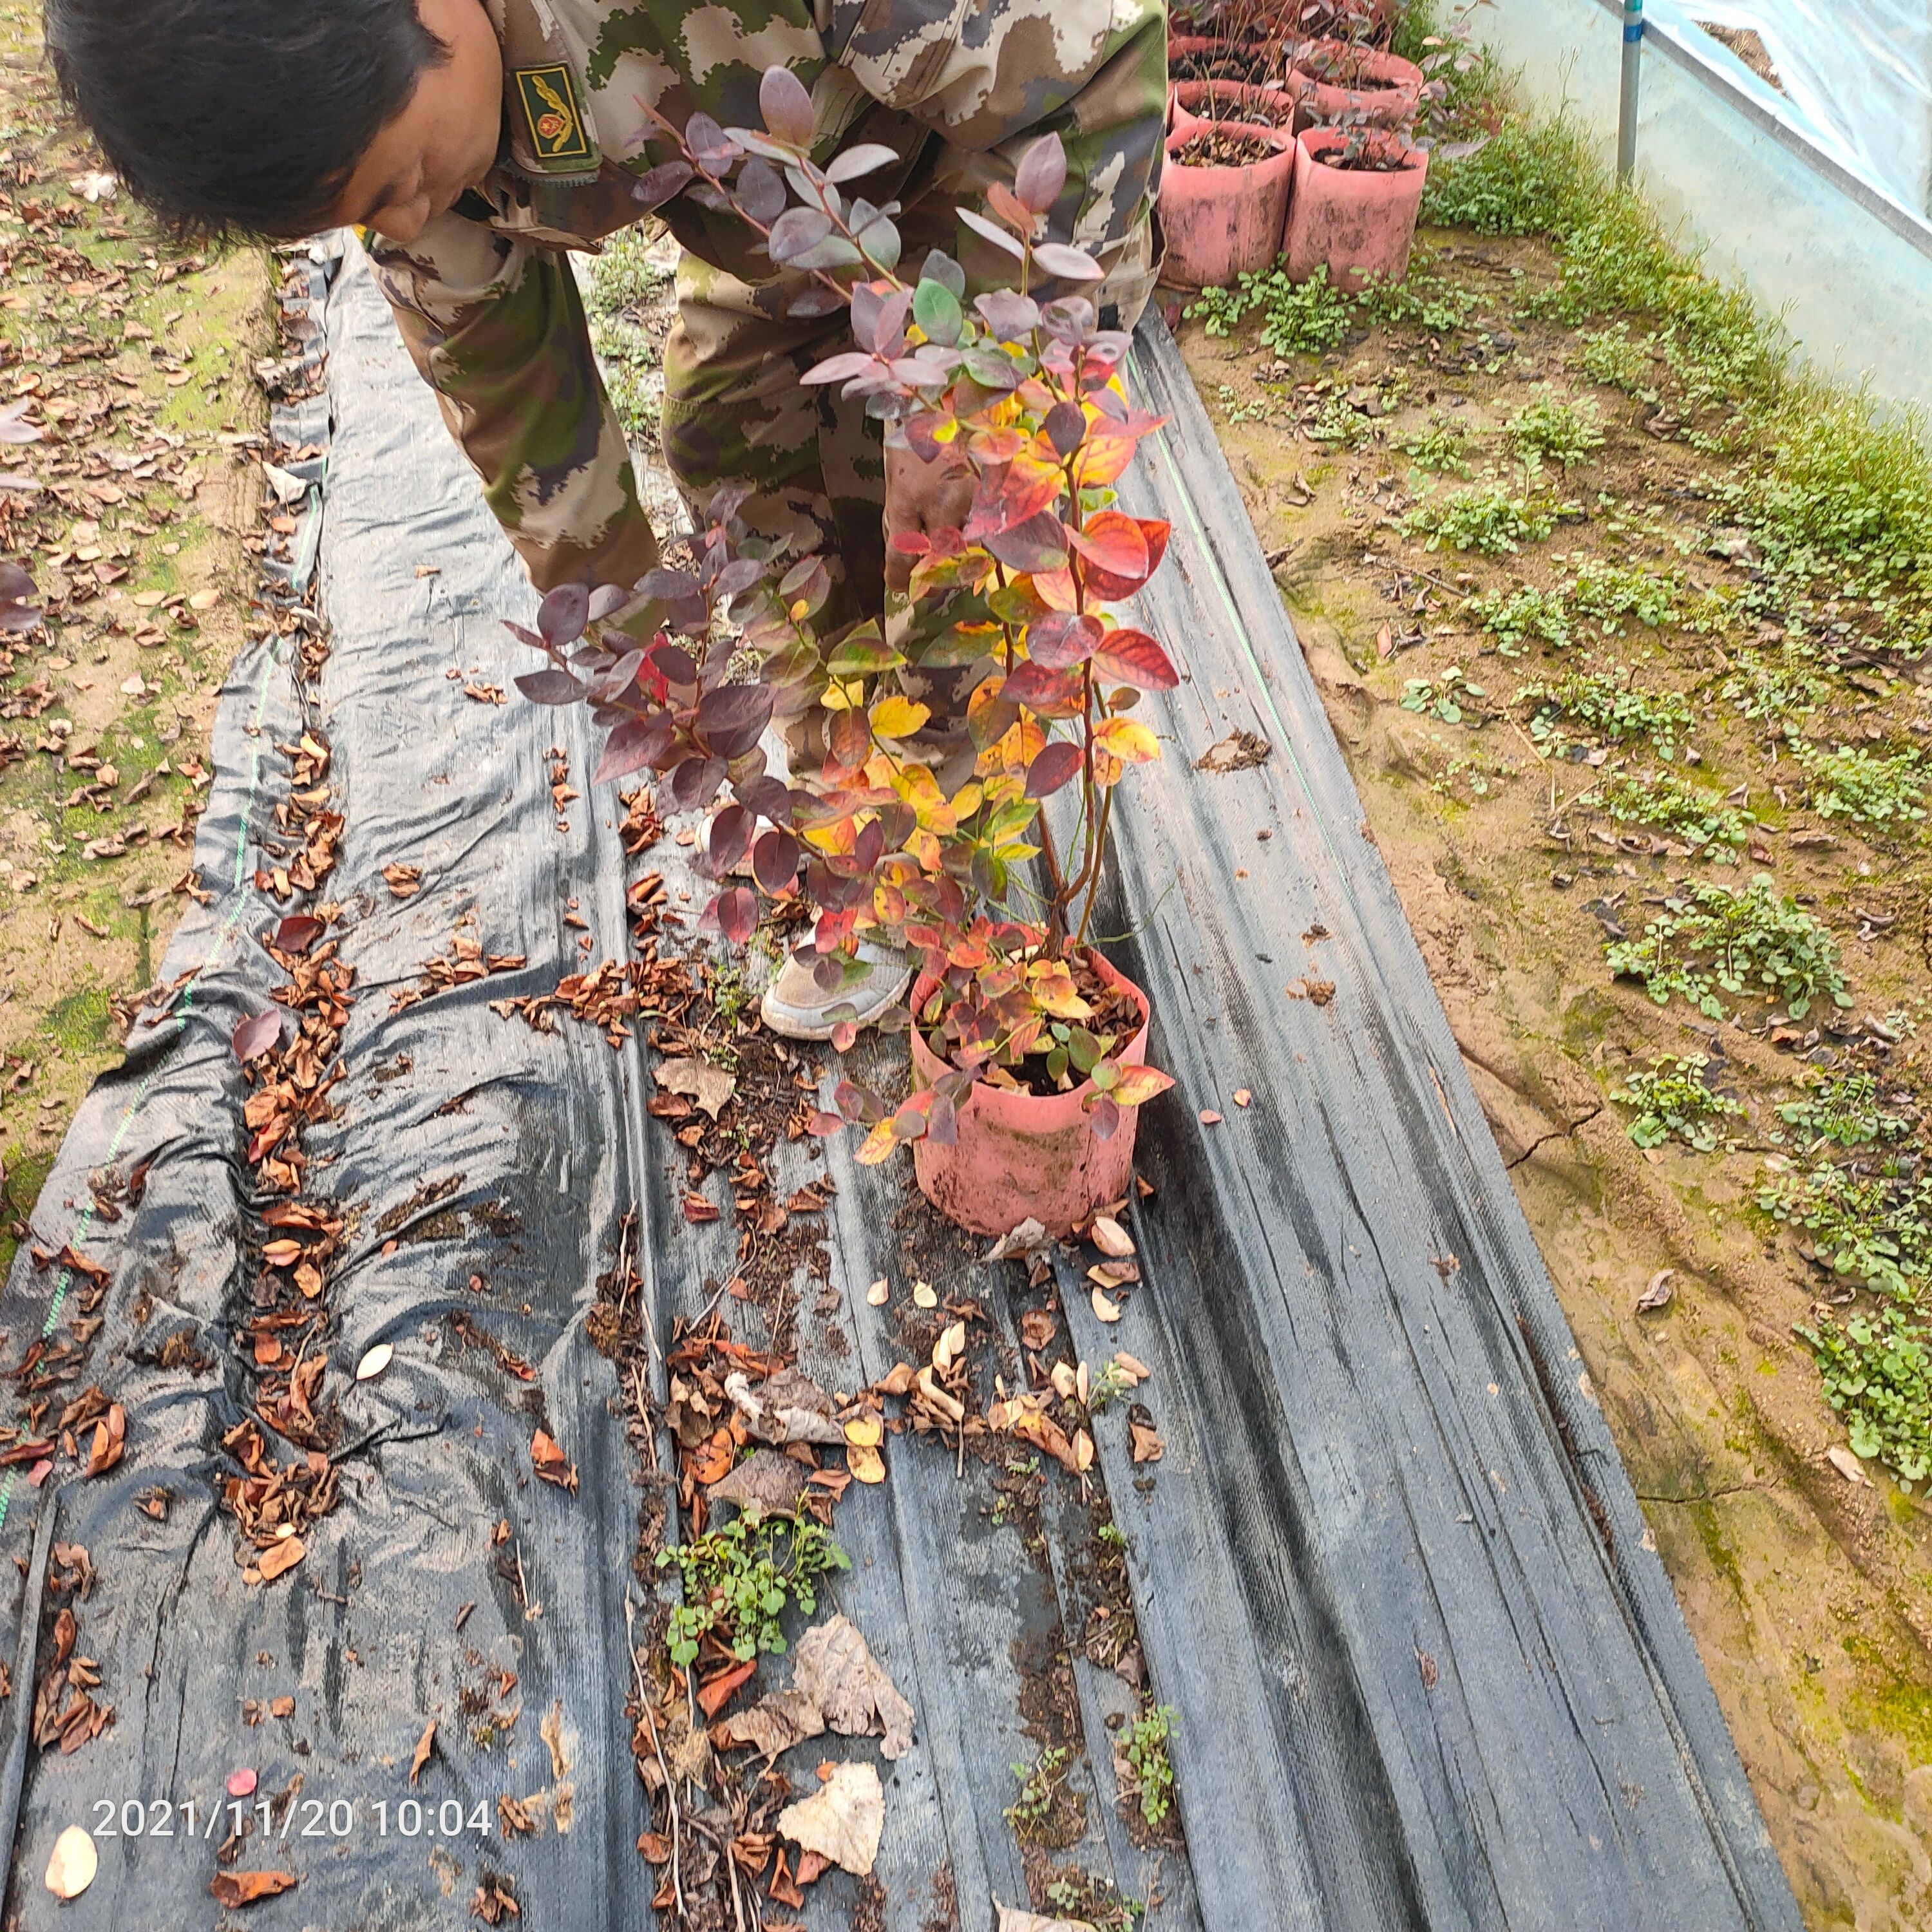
[325,0,503,245]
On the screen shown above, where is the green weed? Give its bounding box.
[1505,390,1604,466]
[1397,415,1474,477]
[1574,322,1655,394]
[1404,478,1553,554]
[657,1513,849,1668]
[1007,1745,1073,1837]
[1517,665,1694,755]
[1466,582,1571,654]
[1605,873,1851,1019]
[1185,263,1353,355]
[1792,741,1926,828]
[1795,1305,1932,1491]
[1776,1070,1915,1153]
[1613,1053,1745,1150]
[1121,1705,1179,1830]
[1586,768,1751,858]
[1401,664,1486,724]
[1760,1165,1932,1300]
[1719,645,1830,735]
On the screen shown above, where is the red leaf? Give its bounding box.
[1013,134,1068,215]
[1027,612,1101,670]
[1068,512,1148,587]
[1001,661,1086,714]
[752,828,800,894]
[231,1010,280,1064]
[270,914,323,955]
[594,712,671,786]
[963,457,1063,543]
[713,886,758,945]
[1091,627,1179,691]
[209,1871,298,1908]
[697,1657,757,1717]
[1025,741,1084,798]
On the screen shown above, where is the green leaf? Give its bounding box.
[913,278,964,348]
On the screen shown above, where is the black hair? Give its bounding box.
[44,0,449,240]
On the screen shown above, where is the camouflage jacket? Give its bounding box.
[366,0,1167,591]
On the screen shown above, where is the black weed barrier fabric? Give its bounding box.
[0,241,1801,1932]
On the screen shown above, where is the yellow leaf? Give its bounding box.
[1108,1065,1173,1107]
[856,1119,900,1166]
[1028,961,1092,1020]
[848,1441,887,1484]
[1091,1286,1122,1323]
[912,1279,938,1309]
[1094,717,1160,764]
[844,1416,884,1448]
[870,694,931,739]
[820,677,867,712]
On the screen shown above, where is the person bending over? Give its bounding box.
[46,0,1165,1031]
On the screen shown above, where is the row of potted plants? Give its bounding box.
[1159,1,1481,292]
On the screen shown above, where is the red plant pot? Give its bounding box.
[1283,39,1423,131]
[1158,121,1297,292]
[907,953,1153,1238]
[1168,33,1278,83]
[1283,126,1426,293]
[1168,79,1299,142]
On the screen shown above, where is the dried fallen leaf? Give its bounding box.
[777,1760,884,1875]
[1198,1108,1222,1126]
[998,1909,1095,1932]
[984,1217,1050,1261]
[1634,1269,1674,1314]
[410,1718,437,1786]
[1827,1444,1870,1487]
[382,862,422,898]
[708,1449,812,1519]
[847,1442,886,1484]
[256,1535,304,1582]
[356,1342,393,1380]
[791,1613,915,1759]
[227,1767,258,1798]
[44,1824,97,1900]
[656,1056,736,1121]
[209,1870,298,1908]
[1233,1088,1252,1108]
[1091,1287,1122,1324]
[1129,1420,1164,1464]
[911,1279,938,1309]
[932,1320,967,1373]
[1090,1215,1135,1259]
[866,1278,889,1306]
[843,1416,882,1450]
[531,1429,578,1492]
[231,1009,280,1063]
[1113,1351,1151,1384]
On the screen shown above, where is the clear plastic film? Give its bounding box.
[1685,0,1932,214]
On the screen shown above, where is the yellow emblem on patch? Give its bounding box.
[514,64,592,166]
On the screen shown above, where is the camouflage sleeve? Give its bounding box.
[363,213,659,594]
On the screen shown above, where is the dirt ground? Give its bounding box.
[0,0,272,1274]
[1180,223,1932,1930]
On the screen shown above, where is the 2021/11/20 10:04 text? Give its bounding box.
[80,1794,498,1842]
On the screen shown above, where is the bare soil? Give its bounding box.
[0,0,274,1270]
[1180,227,1932,1931]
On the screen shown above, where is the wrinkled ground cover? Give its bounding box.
[1179,100,1932,1931]
[0,0,272,1273]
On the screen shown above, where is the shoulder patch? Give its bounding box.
[513,64,594,167]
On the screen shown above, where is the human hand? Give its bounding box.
[883,437,974,596]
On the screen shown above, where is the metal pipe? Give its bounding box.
[1617,0,1644,182]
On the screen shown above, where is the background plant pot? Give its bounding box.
[1283,39,1422,131]
[1168,33,1276,84]
[1168,79,1299,143]
[1283,127,1426,292]
[1157,122,1296,293]
[907,953,1152,1237]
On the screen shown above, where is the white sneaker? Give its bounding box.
[759,940,913,1041]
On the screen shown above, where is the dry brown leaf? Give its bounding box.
[209,1870,298,1908]
[847,1442,886,1484]
[656,1056,736,1121]
[1826,1444,1870,1486]
[931,1320,967,1373]
[1090,1215,1135,1259]
[716,1688,824,1759]
[998,1908,1096,1932]
[792,1614,915,1760]
[1091,1287,1122,1324]
[1634,1269,1674,1314]
[531,1429,578,1492]
[44,1824,97,1899]
[726,1367,844,1446]
[1129,1420,1165,1465]
[355,1341,393,1380]
[911,1278,938,1309]
[777,1760,884,1875]
[866,1278,889,1306]
[256,1535,304,1582]
[410,1718,437,1786]
[381,862,422,899]
[707,1449,811,1520]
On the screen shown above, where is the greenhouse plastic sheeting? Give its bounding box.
[1676,0,1932,216]
[0,240,1803,1931]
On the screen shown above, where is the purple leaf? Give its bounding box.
[708,802,754,875]
[788,287,849,318]
[1027,611,1102,669]
[632,159,694,207]
[593,712,672,784]
[695,683,775,759]
[538,583,590,646]
[983,509,1068,576]
[957,207,1026,260]
[670,753,726,810]
[826,142,900,184]
[768,205,833,266]
[1031,241,1104,283]
[925,1092,958,1146]
[801,349,880,387]
[636,566,699,603]
[588,583,630,622]
[685,111,734,167]
[737,156,786,224]
[974,290,1040,340]
[1013,135,1068,215]
[231,1010,281,1065]
[758,66,817,147]
[752,827,800,893]
[501,620,548,651]
[736,774,793,823]
[515,667,587,705]
[1042,399,1086,458]
[1088,1092,1122,1141]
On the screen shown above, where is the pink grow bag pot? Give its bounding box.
[1283,126,1427,293]
[1159,120,1297,292]
[907,952,1153,1238]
